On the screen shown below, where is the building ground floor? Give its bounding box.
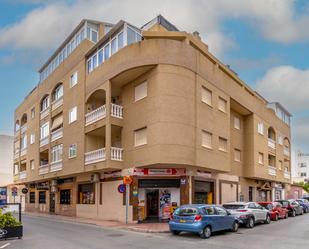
[21,166,291,223]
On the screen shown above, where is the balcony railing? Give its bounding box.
[40,108,49,120]
[284,171,291,179]
[268,166,277,176]
[284,147,290,157]
[20,124,27,134]
[39,164,49,175]
[40,136,49,147]
[50,160,63,172]
[51,128,63,142]
[111,147,123,161]
[52,98,63,111]
[111,104,123,119]
[19,171,27,180]
[85,105,106,126]
[268,138,276,149]
[85,148,106,165]
[20,147,27,157]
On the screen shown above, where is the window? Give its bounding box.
[118,31,124,49]
[134,127,147,147]
[134,81,147,102]
[78,184,95,204]
[29,192,35,204]
[60,189,71,205]
[204,207,216,215]
[216,207,228,216]
[278,135,283,145]
[69,107,77,123]
[51,144,63,163]
[278,160,283,170]
[111,38,117,55]
[41,96,49,112]
[218,97,227,113]
[21,135,27,150]
[301,172,307,177]
[234,149,241,162]
[69,144,77,158]
[93,54,98,69]
[31,108,35,119]
[202,130,212,149]
[14,164,19,175]
[201,87,212,106]
[30,160,35,170]
[30,133,35,144]
[40,122,49,139]
[218,137,227,152]
[39,191,46,204]
[104,44,110,61]
[300,163,307,168]
[258,152,264,165]
[258,122,264,135]
[98,49,103,64]
[52,84,63,102]
[70,72,78,87]
[87,59,93,73]
[234,117,240,130]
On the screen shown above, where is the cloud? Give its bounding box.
[256,65,309,113]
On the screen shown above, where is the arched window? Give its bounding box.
[52,83,63,102]
[41,95,50,112]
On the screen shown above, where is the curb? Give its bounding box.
[125,227,170,233]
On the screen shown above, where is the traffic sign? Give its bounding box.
[123,176,133,185]
[118,184,126,193]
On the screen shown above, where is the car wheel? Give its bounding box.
[231,221,239,232]
[275,214,279,221]
[171,230,180,235]
[246,217,255,228]
[200,226,212,239]
[265,215,271,224]
[291,210,296,217]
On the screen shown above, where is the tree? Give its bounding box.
[298,182,309,193]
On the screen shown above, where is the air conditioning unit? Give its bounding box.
[51,180,58,186]
[90,173,100,183]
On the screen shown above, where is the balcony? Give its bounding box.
[20,147,27,157]
[51,128,63,142]
[284,147,290,157]
[85,148,106,165]
[19,171,27,180]
[85,105,106,126]
[284,171,291,179]
[52,98,63,111]
[40,108,49,120]
[268,138,276,150]
[20,124,27,134]
[14,149,20,159]
[50,160,63,172]
[111,104,123,119]
[39,164,49,175]
[111,147,123,161]
[268,166,277,176]
[40,136,49,147]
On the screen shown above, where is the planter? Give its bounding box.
[0,226,23,240]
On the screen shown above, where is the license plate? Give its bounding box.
[179,220,186,223]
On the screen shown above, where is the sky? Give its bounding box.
[0,0,309,153]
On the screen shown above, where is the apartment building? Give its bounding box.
[293,151,309,183]
[13,15,292,222]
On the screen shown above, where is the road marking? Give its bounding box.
[0,243,10,248]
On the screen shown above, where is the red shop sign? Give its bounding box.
[133,168,186,176]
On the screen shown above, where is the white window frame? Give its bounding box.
[201,130,212,149]
[134,81,147,102]
[51,144,63,163]
[69,106,77,124]
[30,133,35,144]
[201,86,212,106]
[69,144,77,159]
[218,97,227,113]
[53,84,63,102]
[41,96,50,112]
[30,160,35,170]
[70,72,78,87]
[258,122,264,135]
[234,117,241,130]
[218,137,227,152]
[40,122,49,139]
[134,127,147,147]
[258,152,264,165]
[234,149,241,162]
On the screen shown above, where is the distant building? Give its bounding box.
[293,151,309,183]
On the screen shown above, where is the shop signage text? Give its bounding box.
[133,168,186,176]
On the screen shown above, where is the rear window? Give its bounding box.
[174,207,199,216]
[222,204,245,210]
[278,201,288,207]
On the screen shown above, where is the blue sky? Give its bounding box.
[0,0,309,153]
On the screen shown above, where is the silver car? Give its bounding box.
[222,202,271,228]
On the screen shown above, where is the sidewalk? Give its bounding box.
[24,212,170,233]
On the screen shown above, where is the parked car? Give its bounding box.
[296,199,309,213]
[277,200,303,217]
[302,196,309,201]
[222,202,270,228]
[169,204,239,239]
[258,202,289,220]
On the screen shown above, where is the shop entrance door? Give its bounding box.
[50,192,55,213]
[146,190,159,218]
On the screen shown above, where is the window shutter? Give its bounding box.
[202,131,212,148]
[218,97,227,112]
[201,87,212,106]
[135,82,147,102]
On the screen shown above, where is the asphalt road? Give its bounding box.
[1,213,309,249]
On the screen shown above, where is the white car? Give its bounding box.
[222,202,271,228]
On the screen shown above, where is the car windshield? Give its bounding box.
[222,204,245,210]
[298,199,309,203]
[259,203,272,210]
[174,207,199,216]
[277,201,288,207]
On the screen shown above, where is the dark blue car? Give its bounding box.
[169,204,239,239]
[297,199,309,213]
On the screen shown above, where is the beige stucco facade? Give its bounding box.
[13,16,292,222]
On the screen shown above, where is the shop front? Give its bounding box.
[132,168,188,222]
[257,182,272,201]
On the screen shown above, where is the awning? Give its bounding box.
[51,114,63,130]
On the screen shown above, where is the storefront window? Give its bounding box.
[29,192,35,203]
[194,181,214,204]
[78,184,95,204]
[39,191,46,204]
[60,189,71,205]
